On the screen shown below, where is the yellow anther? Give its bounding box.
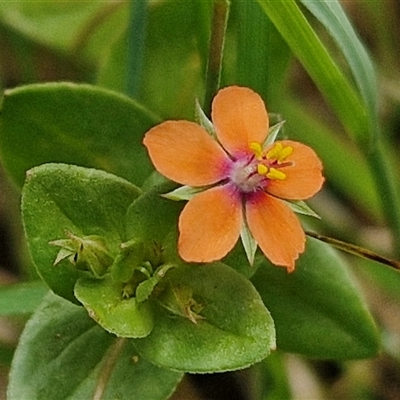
[280,146,293,160]
[267,143,293,163]
[249,142,263,160]
[266,168,286,180]
[257,163,268,175]
[267,142,283,160]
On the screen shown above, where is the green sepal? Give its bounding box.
[163,185,209,201]
[50,231,113,277]
[263,120,286,147]
[75,275,154,338]
[283,200,321,219]
[136,263,176,303]
[157,283,205,325]
[194,98,217,138]
[110,239,147,283]
[222,240,260,279]
[240,219,258,266]
[110,238,177,304]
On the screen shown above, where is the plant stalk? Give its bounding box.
[306,231,400,271]
[204,0,230,116]
[126,0,148,98]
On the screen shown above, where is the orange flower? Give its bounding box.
[143,86,324,272]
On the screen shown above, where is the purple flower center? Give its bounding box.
[228,142,294,193]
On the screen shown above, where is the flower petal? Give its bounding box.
[212,86,269,155]
[178,185,242,262]
[267,140,324,200]
[143,120,230,186]
[246,192,305,272]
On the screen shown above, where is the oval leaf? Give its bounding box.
[126,183,183,245]
[251,237,380,359]
[21,163,141,303]
[75,275,154,338]
[134,262,276,373]
[0,281,48,316]
[8,293,183,400]
[0,82,160,187]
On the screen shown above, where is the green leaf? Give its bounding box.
[234,0,291,103]
[140,1,208,119]
[252,237,380,359]
[299,0,379,138]
[134,262,275,373]
[125,0,147,98]
[257,0,370,144]
[96,22,129,93]
[126,183,183,245]
[75,275,154,338]
[0,83,160,187]
[221,240,259,279]
[98,0,206,119]
[357,258,400,304]
[8,292,183,400]
[0,2,105,51]
[0,1,130,74]
[21,163,141,303]
[254,352,292,400]
[0,281,48,316]
[80,3,129,65]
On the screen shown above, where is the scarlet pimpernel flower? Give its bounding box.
[143,86,324,272]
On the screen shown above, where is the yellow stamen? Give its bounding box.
[249,142,263,160]
[267,143,293,163]
[257,163,268,175]
[280,146,293,160]
[267,168,286,180]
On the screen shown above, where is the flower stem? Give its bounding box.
[126,0,147,98]
[204,0,230,116]
[306,231,400,271]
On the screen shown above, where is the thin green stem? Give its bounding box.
[204,0,230,116]
[306,231,400,271]
[126,0,148,98]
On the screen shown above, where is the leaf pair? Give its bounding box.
[20,163,276,375]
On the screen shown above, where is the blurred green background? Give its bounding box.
[1,1,400,399]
